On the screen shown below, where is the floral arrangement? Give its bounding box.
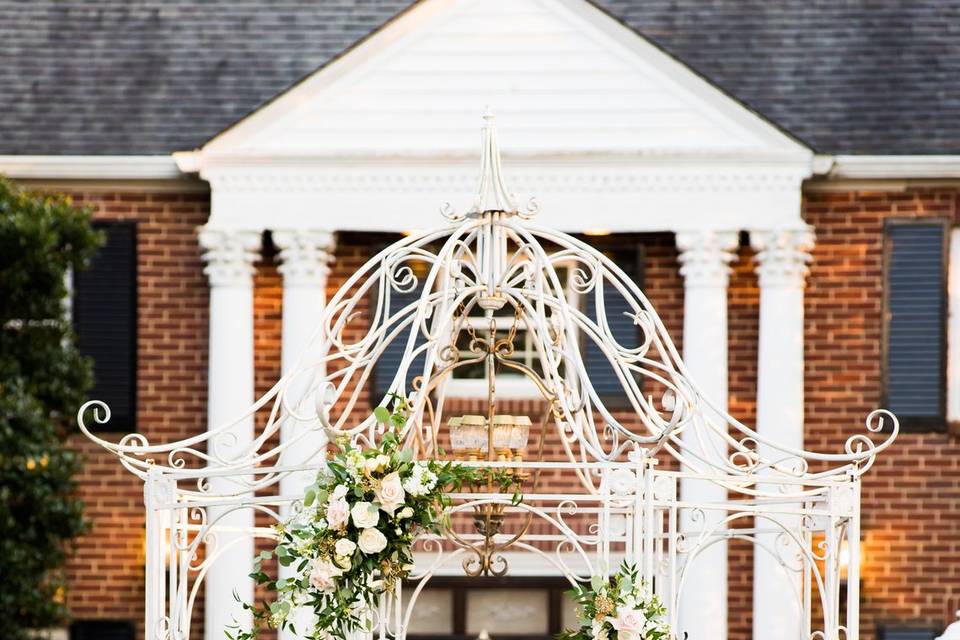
[229,402,488,640]
[559,563,670,640]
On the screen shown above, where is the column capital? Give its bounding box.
[676,230,739,288]
[274,230,336,287]
[198,228,261,288]
[751,227,815,288]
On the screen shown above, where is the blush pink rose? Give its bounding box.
[325,497,350,530]
[607,609,648,640]
[374,472,406,516]
[309,559,342,593]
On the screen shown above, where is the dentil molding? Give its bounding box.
[203,165,805,195]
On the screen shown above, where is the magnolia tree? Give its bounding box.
[0,177,100,639]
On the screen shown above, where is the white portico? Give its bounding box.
[172,1,815,638]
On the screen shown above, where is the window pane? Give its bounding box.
[407,589,454,634]
[466,589,549,635]
[583,245,643,400]
[373,280,427,400]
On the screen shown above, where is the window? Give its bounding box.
[73,221,138,432]
[372,238,644,403]
[406,576,573,640]
[883,221,947,431]
[372,256,428,401]
[582,243,645,405]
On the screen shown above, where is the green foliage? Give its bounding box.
[229,400,482,640]
[0,177,101,638]
[557,562,670,640]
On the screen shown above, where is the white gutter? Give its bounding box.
[2,153,960,181]
[0,155,182,180]
[825,155,960,179]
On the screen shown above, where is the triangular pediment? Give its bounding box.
[199,0,810,159]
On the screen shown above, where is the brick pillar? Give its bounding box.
[676,230,737,640]
[751,228,814,640]
[198,227,261,639]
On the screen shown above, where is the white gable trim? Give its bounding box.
[179,0,814,234]
[199,0,457,156]
[196,0,809,160]
[554,0,808,154]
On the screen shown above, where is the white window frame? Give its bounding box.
[445,262,580,399]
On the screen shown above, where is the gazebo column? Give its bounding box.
[676,230,737,640]
[274,230,335,640]
[198,227,261,640]
[750,228,814,640]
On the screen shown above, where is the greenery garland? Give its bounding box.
[230,400,517,640]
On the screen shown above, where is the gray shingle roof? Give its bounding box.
[1,0,958,156]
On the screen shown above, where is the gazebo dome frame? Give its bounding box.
[79,116,897,640]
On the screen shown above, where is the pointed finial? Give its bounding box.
[438,111,539,222]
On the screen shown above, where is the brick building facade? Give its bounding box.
[51,185,959,640]
[4,1,960,639]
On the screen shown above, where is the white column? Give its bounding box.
[274,230,336,640]
[275,230,336,492]
[198,227,261,640]
[676,230,737,640]
[750,228,814,640]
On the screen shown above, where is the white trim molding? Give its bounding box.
[826,155,960,180]
[0,155,181,180]
[948,228,960,426]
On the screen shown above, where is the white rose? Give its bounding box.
[351,501,380,529]
[325,497,350,531]
[397,506,414,519]
[331,484,348,499]
[590,620,609,640]
[364,457,381,475]
[607,608,647,640]
[335,538,357,557]
[309,558,342,593]
[358,527,388,554]
[374,472,406,516]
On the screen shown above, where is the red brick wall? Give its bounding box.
[803,188,960,638]
[65,190,210,639]
[62,187,960,640]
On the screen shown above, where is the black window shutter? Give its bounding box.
[885,223,946,424]
[373,283,427,402]
[69,619,135,640]
[73,222,137,432]
[583,243,644,402]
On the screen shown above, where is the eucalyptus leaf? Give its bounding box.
[373,406,391,424]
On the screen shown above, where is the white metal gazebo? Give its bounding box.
[79,116,897,640]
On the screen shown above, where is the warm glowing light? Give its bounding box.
[838,539,860,581]
[583,229,612,236]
